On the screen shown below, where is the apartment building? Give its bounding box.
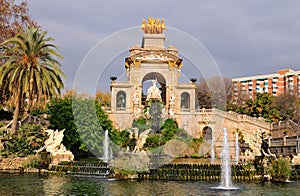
[232,69,300,103]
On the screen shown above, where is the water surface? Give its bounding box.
[0,173,299,195]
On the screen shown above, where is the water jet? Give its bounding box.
[211,128,239,190]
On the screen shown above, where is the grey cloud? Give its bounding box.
[28,0,300,90]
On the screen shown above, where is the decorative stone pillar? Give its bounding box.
[168,89,176,119]
[133,88,141,120]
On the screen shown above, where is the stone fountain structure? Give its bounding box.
[104,18,300,163]
[105,18,283,162]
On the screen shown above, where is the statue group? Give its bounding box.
[146,79,162,101]
[141,17,166,34]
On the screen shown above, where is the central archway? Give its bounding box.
[142,72,166,105]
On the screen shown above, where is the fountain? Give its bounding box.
[211,138,215,164]
[235,132,239,165]
[211,128,238,190]
[100,130,111,163]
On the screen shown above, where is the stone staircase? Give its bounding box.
[212,108,271,130]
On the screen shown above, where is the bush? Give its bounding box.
[0,124,47,157]
[23,151,52,170]
[144,134,163,149]
[109,130,130,148]
[269,156,292,181]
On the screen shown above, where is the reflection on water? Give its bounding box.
[0,173,299,195]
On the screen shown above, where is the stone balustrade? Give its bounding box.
[195,108,270,129]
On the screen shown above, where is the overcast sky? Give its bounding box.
[28,0,300,91]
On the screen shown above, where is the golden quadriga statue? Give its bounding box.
[141,17,166,34]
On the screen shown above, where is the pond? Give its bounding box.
[0,173,299,195]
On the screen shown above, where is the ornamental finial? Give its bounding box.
[141,17,166,34]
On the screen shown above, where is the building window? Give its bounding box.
[181,92,190,111]
[116,91,126,111]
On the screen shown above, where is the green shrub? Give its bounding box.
[109,129,130,148]
[0,124,47,157]
[269,156,292,181]
[144,134,164,149]
[24,151,52,170]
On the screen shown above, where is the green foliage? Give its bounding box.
[233,93,280,122]
[160,119,178,141]
[23,151,52,170]
[47,97,78,150]
[0,24,65,132]
[245,93,274,118]
[29,107,48,117]
[47,97,114,158]
[109,130,130,148]
[231,92,300,123]
[269,156,292,181]
[143,119,191,150]
[161,118,178,130]
[143,119,178,149]
[144,134,163,149]
[0,124,47,157]
[73,98,114,154]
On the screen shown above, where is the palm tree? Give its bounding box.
[0,24,65,133]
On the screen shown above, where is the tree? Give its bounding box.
[0,24,65,133]
[0,0,33,107]
[95,89,111,107]
[47,96,114,159]
[196,76,232,110]
[272,93,299,121]
[196,78,211,108]
[243,93,275,119]
[0,0,32,43]
[233,93,281,122]
[47,97,78,151]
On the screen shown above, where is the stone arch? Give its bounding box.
[203,126,212,141]
[180,92,190,111]
[142,72,166,104]
[116,91,126,111]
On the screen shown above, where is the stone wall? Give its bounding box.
[0,157,27,171]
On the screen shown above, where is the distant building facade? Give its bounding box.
[232,69,300,104]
